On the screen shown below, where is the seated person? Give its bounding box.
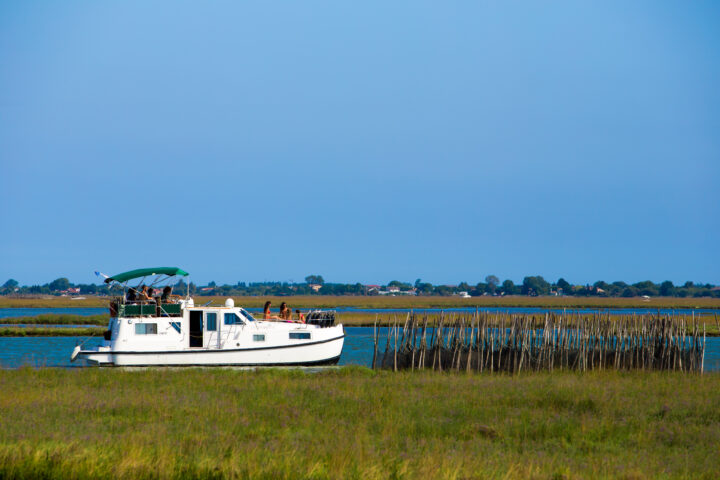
[295,309,306,323]
[160,286,182,303]
[137,285,155,302]
[263,301,280,320]
[126,288,138,302]
[279,302,291,321]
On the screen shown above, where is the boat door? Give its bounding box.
[189,311,203,347]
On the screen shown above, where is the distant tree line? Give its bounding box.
[1,274,718,298]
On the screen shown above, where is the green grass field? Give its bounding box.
[0,368,718,479]
[2,295,719,309]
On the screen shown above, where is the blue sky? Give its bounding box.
[1,1,718,286]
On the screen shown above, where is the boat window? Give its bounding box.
[289,332,311,340]
[224,312,244,325]
[253,334,265,342]
[239,309,255,322]
[206,313,217,331]
[170,322,181,333]
[135,323,158,335]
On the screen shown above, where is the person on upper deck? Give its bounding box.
[295,309,306,323]
[126,287,138,302]
[161,286,181,303]
[138,285,154,302]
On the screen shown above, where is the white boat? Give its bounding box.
[71,267,344,367]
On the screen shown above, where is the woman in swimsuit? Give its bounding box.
[279,302,291,321]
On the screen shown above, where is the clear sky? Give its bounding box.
[1,1,718,287]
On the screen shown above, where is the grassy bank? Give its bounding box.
[0,327,105,337]
[2,295,720,309]
[0,368,718,479]
[0,313,108,325]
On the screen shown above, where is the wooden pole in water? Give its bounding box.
[702,323,706,375]
[466,314,475,372]
[393,314,398,372]
[372,314,378,370]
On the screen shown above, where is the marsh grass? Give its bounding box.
[2,311,717,335]
[0,327,105,337]
[2,295,719,309]
[0,368,718,479]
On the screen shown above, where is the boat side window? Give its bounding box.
[206,313,217,331]
[135,323,158,335]
[253,334,265,342]
[224,312,244,325]
[289,332,311,340]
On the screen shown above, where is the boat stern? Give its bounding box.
[71,345,114,366]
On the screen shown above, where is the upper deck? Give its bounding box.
[110,300,183,318]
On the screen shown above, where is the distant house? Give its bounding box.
[378,286,417,296]
[200,287,215,292]
[308,284,322,292]
[365,285,381,294]
[60,287,81,296]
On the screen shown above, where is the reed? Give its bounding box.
[374,312,708,373]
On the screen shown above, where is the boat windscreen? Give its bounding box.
[240,308,256,322]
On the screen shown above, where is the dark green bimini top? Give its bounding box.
[104,267,189,284]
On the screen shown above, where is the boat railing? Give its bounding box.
[110,299,183,318]
[306,310,336,327]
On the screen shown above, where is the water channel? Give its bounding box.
[1,327,718,371]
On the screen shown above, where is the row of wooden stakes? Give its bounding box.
[371,312,707,373]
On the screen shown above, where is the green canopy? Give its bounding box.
[105,267,189,284]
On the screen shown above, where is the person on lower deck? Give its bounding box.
[279,302,291,321]
[263,301,279,320]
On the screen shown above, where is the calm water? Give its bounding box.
[0,308,107,319]
[0,327,718,371]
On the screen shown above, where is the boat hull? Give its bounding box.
[78,334,344,367]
